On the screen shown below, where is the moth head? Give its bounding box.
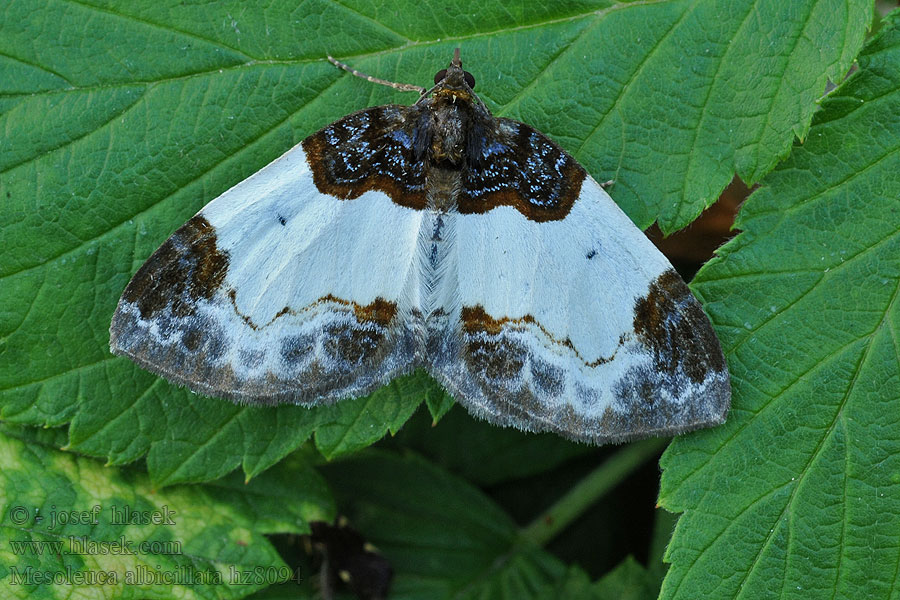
[433,48,476,90]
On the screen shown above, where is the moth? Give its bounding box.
[110,50,730,444]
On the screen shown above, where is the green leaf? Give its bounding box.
[199,454,336,533]
[0,0,872,485]
[0,422,69,452]
[536,559,659,600]
[531,498,676,600]
[311,371,436,459]
[322,450,568,599]
[0,429,331,599]
[659,12,900,600]
[493,0,872,231]
[388,404,593,486]
[71,389,323,487]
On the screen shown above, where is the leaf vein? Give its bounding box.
[0,357,117,395]
[0,73,346,282]
[675,0,757,226]
[707,228,900,356]
[571,2,691,160]
[747,139,900,221]
[57,0,256,62]
[0,49,73,87]
[749,0,816,180]
[494,25,591,118]
[322,0,413,43]
[161,407,244,484]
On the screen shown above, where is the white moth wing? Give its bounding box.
[110,142,424,404]
[206,145,421,325]
[431,174,730,444]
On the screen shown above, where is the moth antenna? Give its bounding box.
[327,55,427,95]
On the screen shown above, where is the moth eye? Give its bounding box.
[463,71,476,89]
[434,69,447,85]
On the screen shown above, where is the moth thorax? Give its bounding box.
[429,102,469,167]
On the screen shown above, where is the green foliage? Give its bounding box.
[1,1,896,598]
[659,11,900,599]
[0,429,333,598]
[323,450,565,598]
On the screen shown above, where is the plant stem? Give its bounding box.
[517,437,668,547]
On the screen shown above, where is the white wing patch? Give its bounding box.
[431,176,730,443]
[110,145,424,404]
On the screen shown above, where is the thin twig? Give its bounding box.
[327,55,427,95]
[517,437,668,547]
